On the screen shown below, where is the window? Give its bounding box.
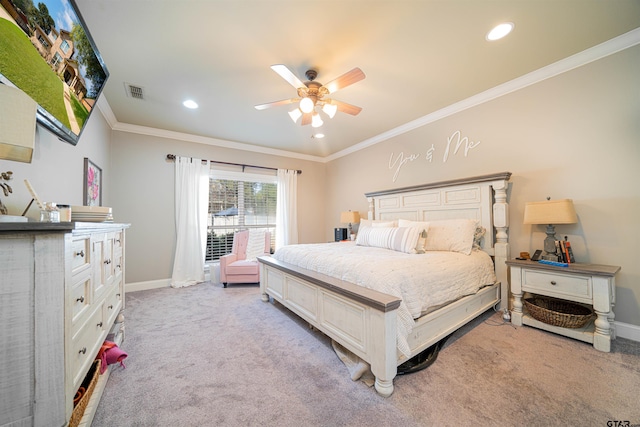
[60,40,70,54]
[206,169,277,262]
[51,53,62,67]
[38,35,49,48]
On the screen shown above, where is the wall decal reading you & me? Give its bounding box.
[388,130,483,182]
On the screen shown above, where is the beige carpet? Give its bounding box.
[92,282,640,427]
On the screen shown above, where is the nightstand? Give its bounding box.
[506,259,621,352]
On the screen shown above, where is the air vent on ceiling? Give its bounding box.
[124,83,145,100]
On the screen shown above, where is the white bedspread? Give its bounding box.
[272,241,497,357]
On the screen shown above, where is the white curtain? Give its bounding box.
[171,156,210,288]
[275,169,298,250]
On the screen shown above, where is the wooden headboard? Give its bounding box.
[364,172,512,309]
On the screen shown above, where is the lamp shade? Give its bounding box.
[322,102,337,118]
[288,108,302,123]
[0,84,36,163]
[523,199,577,225]
[340,210,360,224]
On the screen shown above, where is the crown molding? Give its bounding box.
[111,121,325,163]
[324,27,640,162]
[96,27,640,164]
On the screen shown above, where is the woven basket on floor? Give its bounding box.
[524,296,594,329]
[69,359,101,427]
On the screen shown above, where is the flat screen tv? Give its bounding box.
[0,0,108,145]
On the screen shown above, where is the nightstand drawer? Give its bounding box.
[522,269,592,299]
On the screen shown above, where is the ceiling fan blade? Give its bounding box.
[332,100,362,116]
[301,112,312,126]
[254,98,297,110]
[271,64,306,89]
[323,67,365,94]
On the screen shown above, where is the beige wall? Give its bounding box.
[325,45,640,327]
[108,132,327,284]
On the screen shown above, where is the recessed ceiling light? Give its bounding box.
[183,100,198,109]
[312,133,325,139]
[486,22,514,41]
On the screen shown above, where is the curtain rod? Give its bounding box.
[166,154,301,174]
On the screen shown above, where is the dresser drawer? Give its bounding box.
[104,284,123,327]
[522,269,592,300]
[70,272,92,328]
[70,305,106,390]
[71,236,91,276]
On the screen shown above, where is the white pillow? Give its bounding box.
[423,219,478,255]
[356,226,421,254]
[359,219,398,228]
[245,230,266,260]
[398,219,429,253]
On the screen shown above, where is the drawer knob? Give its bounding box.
[97,321,103,327]
[104,259,111,265]
[75,250,85,258]
[76,296,85,303]
[108,304,114,309]
[550,281,557,286]
[79,347,86,355]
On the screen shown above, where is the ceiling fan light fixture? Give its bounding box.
[299,97,315,114]
[288,108,302,123]
[322,102,337,118]
[311,112,323,128]
[486,22,514,41]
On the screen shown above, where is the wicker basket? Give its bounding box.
[69,359,101,427]
[524,296,594,328]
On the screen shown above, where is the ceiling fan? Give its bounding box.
[255,64,365,127]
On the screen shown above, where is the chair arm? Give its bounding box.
[219,253,238,282]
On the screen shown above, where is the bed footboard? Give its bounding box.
[259,256,401,397]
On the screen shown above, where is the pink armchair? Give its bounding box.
[219,230,271,287]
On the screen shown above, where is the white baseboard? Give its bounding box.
[126,279,170,293]
[615,321,640,342]
[126,264,217,293]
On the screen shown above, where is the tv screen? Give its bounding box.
[0,0,108,145]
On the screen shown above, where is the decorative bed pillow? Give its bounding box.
[359,219,398,228]
[398,219,429,253]
[423,219,478,255]
[356,226,421,254]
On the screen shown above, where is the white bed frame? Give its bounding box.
[259,172,511,396]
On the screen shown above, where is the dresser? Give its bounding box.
[0,222,129,427]
[506,259,620,352]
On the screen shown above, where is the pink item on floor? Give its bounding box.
[97,341,128,374]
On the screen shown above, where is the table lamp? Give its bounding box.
[523,198,577,261]
[340,210,360,237]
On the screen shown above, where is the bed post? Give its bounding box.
[492,178,510,310]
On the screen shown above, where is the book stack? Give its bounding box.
[555,236,575,263]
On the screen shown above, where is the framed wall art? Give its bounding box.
[83,157,102,206]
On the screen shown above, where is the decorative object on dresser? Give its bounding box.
[506,259,620,352]
[523,198,577,261]
[340,210,360,237]
[259,172,511,396]
[0,221,129,427]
